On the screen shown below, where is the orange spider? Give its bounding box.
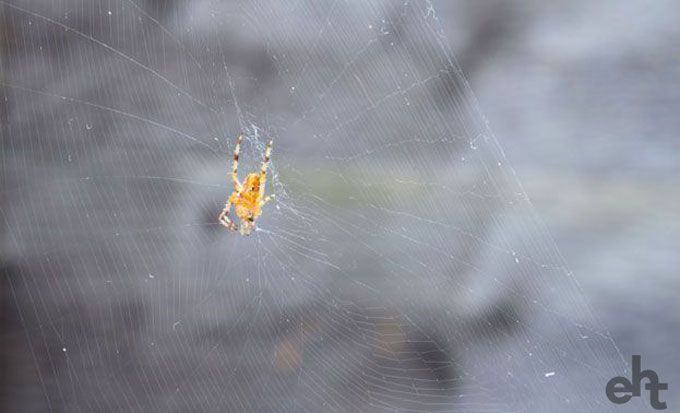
[218,135,274,235]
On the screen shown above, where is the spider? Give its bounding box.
[218,135,275,235]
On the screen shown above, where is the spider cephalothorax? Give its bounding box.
[218,135,274,235]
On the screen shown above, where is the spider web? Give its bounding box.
[0,0,644,411]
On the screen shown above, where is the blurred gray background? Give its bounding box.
[1,0,678,411]
[434,0,680,404]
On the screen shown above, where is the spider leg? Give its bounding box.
[258,140,273,199]
[260,194,275,207]
[232,135,243,191]
[218,193,238,231]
